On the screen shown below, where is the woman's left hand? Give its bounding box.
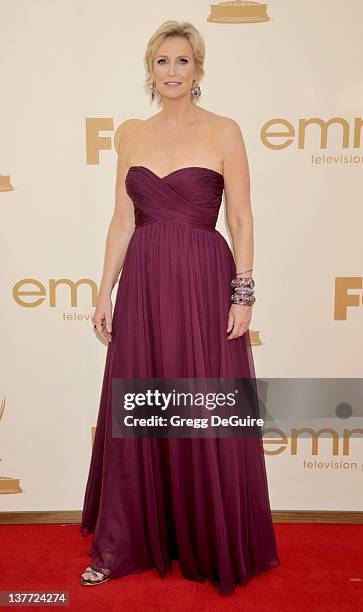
[226,303,252,340]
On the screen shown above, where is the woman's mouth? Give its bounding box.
[164,82,182,86]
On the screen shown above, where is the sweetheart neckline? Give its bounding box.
[127,164,224,182]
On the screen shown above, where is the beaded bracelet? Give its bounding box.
[231,293,256,306]
[230,276,256,306]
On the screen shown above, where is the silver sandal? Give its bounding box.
[81,566,110,586]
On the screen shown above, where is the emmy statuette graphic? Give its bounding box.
[0,398,23,494]
[207,0,270,24]
[0,173,14,192]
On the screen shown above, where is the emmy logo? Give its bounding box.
[0,173,14,192]
[0,397,23,494]
[207,1,270,24]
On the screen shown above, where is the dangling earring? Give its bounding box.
[191,79,201,102]
[151,82,156,104]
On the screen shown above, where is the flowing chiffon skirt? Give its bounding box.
[80,165,281,595]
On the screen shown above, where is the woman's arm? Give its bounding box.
[98,120,137,299]
[220,119,254,339]
[92,120,136,343]
[222,119,254,280]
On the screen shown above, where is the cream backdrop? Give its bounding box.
[1,0,362,513]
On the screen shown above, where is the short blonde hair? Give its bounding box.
[143,20,205,106]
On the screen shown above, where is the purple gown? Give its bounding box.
[79,165,281,595]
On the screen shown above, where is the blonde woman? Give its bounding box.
[80,20,280,595]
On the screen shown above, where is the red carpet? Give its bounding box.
[0,523,362,611]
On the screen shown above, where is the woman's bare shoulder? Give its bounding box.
[116,119,144,154]
[118,118,144,136]
[197,109,242,141]
[208,114,245,155]
[209,111,242,133]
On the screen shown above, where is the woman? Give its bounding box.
[80,20,281,595]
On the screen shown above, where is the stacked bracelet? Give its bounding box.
[230,276,256,306]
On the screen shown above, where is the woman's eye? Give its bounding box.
[156,58,188,65]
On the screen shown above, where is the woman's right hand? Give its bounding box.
[92,294,113,345]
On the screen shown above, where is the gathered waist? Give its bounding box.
[135,218,217,233]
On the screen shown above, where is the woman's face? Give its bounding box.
[153,36,198,101]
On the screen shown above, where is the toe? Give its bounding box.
[81,567,93,579]
[90,570,104,581]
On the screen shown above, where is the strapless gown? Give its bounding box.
[79,165,281,595]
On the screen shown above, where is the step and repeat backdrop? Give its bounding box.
[1,1,362,513]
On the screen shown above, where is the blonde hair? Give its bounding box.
[143,20,205,107]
